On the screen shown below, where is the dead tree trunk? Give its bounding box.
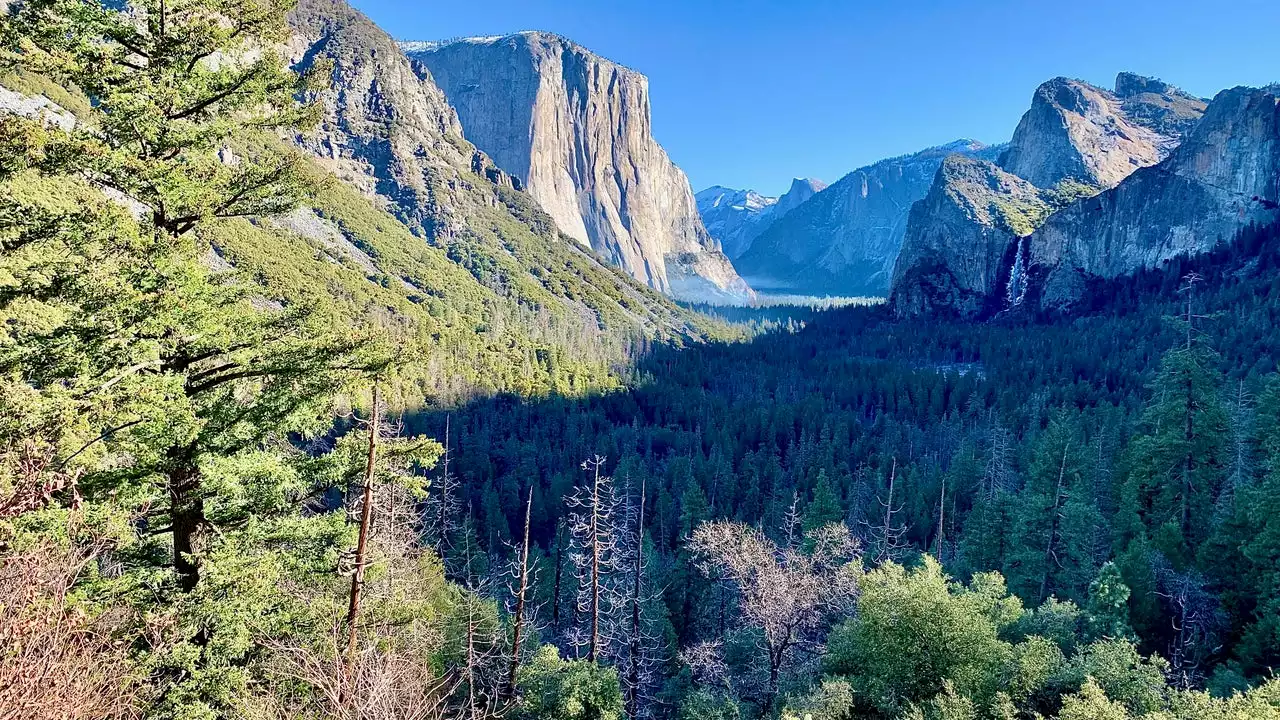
[589,460,603,663]
[345,385,381,672]
[626,479,647,719]
[1039,442,1069,604]
[504,486,534,701]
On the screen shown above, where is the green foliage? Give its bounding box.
[1084,563,1134,642]
[991,193,1053,237]
[516,645,625,720]
[824,558,1016,714]
[780,678,854,720]
[1043,179,1103,210]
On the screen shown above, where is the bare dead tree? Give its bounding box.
[1153,561,1225,690]
[868,458,909,563]
[934,476,947,561]
[622,478,664,719]
[983,426,1015,501]
[423,415,461,553]
[1038,442,1071,604]
[503,486,535,701]
[689,520,859,716]
[781,490,802,550]
[345,385,382,682]
[565,455,625,663]
[263,623,457,720]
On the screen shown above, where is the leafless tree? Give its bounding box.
[345,385,383,677]
[261,623,456,720]
[689,520,860,715]
[781,490,803,550]
[564,455,626,663]
[867,458,909,563]
[503,486,536,701]
[1153,561,1225,690]
[454,526,506,719]
[423,415,461,552]
[1038,441,1071,604]
[619,478,665,719]
[983,425,1016,501]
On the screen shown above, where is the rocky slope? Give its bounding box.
[735,140,991,297]
[1024,85,1280,308]
[695,177,826,260]
[889,155,1050,318]
[999,73,1205,190]
[275,0,729,380]
[402,32,752,304]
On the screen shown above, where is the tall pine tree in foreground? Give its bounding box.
[1,0,383,589]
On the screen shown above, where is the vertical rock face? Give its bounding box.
[772,177,828,219]
[694,177,826,260]
[404,33,752,304]
[889,155,1050,318]
[735,140,990,297]
[998,75,1205,190]
[1026,85,1280,308]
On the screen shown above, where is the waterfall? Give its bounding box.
[1006,236,1028,307]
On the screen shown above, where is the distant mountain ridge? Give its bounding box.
[695,177,826,260]
[728,140,994,297]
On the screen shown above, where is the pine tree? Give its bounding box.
[1004,418,1102,604]
[1125,276,1229,565]
[1084,562,1134,641]
[1,0,386,592]
[803,469,843,533]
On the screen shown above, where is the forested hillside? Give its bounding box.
[3,0,1280,719]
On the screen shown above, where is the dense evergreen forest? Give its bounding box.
[3,0,1280,718]
[407,219,1280,717]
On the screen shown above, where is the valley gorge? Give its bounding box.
[7,2,1280,719]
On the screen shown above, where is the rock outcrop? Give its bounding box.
[891,73,1214,317]
[736,140,990,297]
[889,155,1050,318]
[404,32,752,303]
[695,177,826,260]
[998,74,1205,190]
[1025,85,1280,308]
[286,0,484,237]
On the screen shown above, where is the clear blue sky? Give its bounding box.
[352,0,1280,196]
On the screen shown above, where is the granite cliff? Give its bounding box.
[999,74,1205,190]
[403,32,752,304]
[1025,85,1280,309]
[889,155,1050,317]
